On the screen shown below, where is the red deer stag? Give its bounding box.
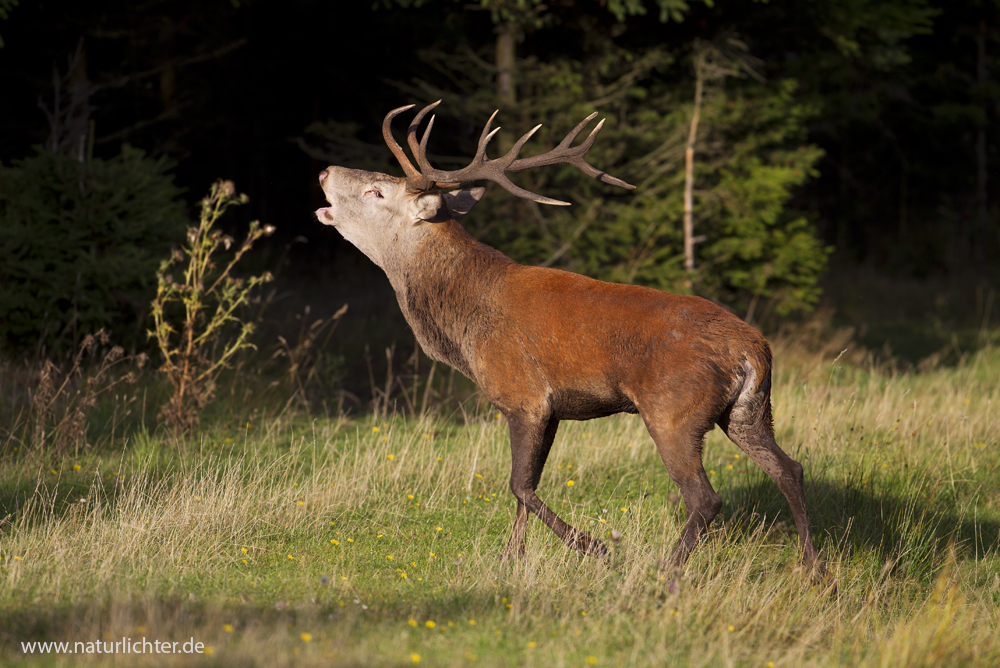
[315,101,823,576]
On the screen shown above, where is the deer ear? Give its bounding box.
[412,193,447,222]
[443,187,486,216]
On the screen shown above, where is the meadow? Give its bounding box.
[1,333,998,667]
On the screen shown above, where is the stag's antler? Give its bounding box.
[382,101,635,205]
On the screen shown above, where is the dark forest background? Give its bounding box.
[1,0,998,394]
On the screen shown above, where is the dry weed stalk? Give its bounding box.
[28,328,146,458]
[270,303,348,414]
[149,179,274,437]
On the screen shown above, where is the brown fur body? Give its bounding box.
[399,220,759,422]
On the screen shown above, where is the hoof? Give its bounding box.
[499,547,525,563]
[586,540,610,558]
[812,564,837,596]
[657,556,683,574]
[654,560,683,594]
[797,560,836,594]
[808,560,831,584]
[570,532,609,558]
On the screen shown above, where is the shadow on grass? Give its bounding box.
[717,473,999,578]
[0,436,257,536]
[0,449,185,535]
[0,475,128,537]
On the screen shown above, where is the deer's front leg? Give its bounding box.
[503,412,608,558]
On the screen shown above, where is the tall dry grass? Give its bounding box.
[1,337,998,666]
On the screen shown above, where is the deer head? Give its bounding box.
[315,101,633,268]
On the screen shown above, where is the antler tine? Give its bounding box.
[475,110,501,162]
[433,109,502,180]
[491,176,571,206]
[576,118,605,152]
[554,112,598,149]
[506,124,542,161]
[466,123,572,205]
[407,100,441,172]
[428,110,500,184]
[567,119,635,189]
[382,104,420,180]
[416,115,437,172]
[508,114,636,190]
[508,114,598,173]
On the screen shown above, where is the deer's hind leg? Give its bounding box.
[718,380,823,574]
[503,412,608,558]
[640,403,722,570]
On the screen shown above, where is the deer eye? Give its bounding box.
[364,189,384,199]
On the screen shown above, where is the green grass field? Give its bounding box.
[1,340,999,666]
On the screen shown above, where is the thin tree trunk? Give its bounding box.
[159,17,177,107]
[495,22,518,227]
[496,22,517,106]
[684,52,706,278]
[66,41,91,180]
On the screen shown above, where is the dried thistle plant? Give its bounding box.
[149,179,274,437]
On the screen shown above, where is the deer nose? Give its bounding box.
[318,170,328,186]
